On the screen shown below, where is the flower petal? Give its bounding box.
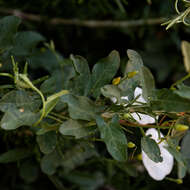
[131,113,156,125]
[142,128,174,181]
[134,87,146,104]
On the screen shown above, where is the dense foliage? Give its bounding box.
[1,1,190,190]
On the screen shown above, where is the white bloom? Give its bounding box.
[142,128,174,181]
[112,87,156,124]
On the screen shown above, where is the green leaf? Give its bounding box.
[141,136,163,163]
[1,108,39,130]
[181,131,190,160]
[124,50,155,101]
[61,143,98,173]
[0,16,21,50]
[0,90,41,112]
[11,31,45,56]
[89,50,120,98]
[141,66,155,101]
[27,50,60,73]
[96,115,128,161]
[19,160,39,183]
[70,55,91,96]
[61,94,104,121]
[165,145,185,168]
[179,131,190,177]
[64,172,104,190]
[37,131,57,154]
[150,89,190,112]
[101,84,121,102]
[0,148,32,163]
[174,83,190,100]
[43,90,69,117]
[40,150,62,175]
[59,119,95,139]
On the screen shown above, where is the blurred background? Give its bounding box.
[0,0,190,189]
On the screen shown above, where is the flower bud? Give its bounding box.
[176,146,181,151]
[112,77,121,85]
[127,142,136,148]
[175,124,189,131]
[176,179,183,184]
[137,153,142,161]
[127,71,138,78]
[123,113,131,119]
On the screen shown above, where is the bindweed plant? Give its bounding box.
[1,14,190,189]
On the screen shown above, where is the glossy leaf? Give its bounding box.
[96,115,128,161]
[141,136,163,163]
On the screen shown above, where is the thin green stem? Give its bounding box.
[19,74,46,126]
[120,125,134,134]
[47,115,63,123]
[32,75,49,85]
[170,73,190,89]
[139,127,145,136]
[51,112,70,120]
[0,73,14,79]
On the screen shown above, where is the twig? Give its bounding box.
[0,8,166,28]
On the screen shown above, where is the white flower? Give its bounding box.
[142,128,174,181]
[112,87,156,124]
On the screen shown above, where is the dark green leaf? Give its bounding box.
[101,84,121,102]
[27,50,60,73]
[141,136,163,163]
[150,89,190,112]
[0,148,32,163]
[61,94,104,121]
[0,90,41,112]
[89,50,120,98]
[96,115,128,161]
[165,145,185,168]
[11,31,45,56]
[59,119,96,139]
[141,66,155,101]
[124,50,155,101]
[40,150,62,175]
[0,16,21,50]
[1,108,39,130]
[174,83,190,100]
[37,131,57,154]
[62,143,98,173]
[19,160,39,183]
[70,55,91,95]
[64,172,104,190]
